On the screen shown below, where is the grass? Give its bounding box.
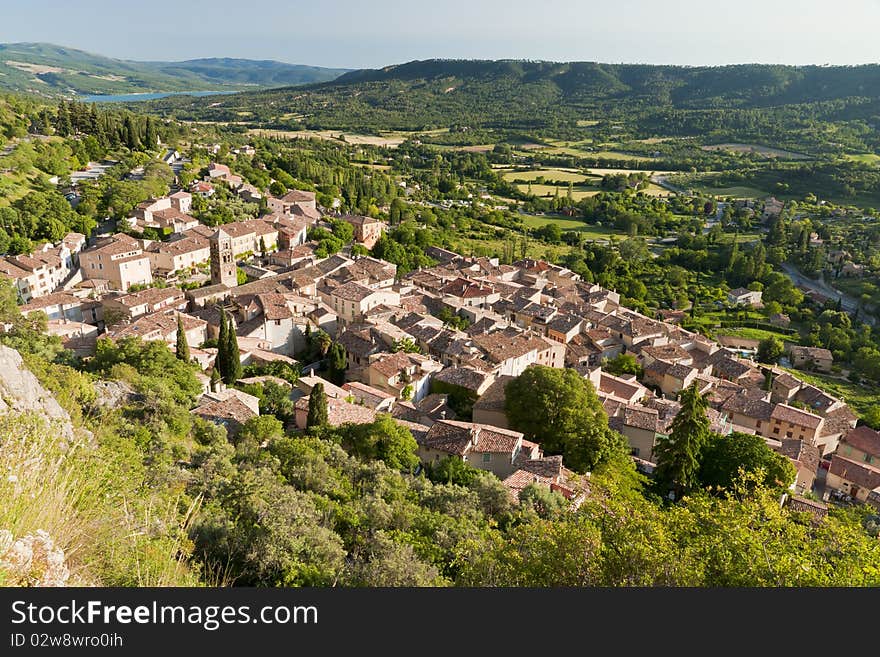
[843,153,880,165]
[701,143,811,160]
[690,185,769,199]
[516,183,598,200]
[502,168,589,183]
[778,367,880,422]
[519,214,620,239]
[446,235,574,262]
[247,128,407,148]
[714,327,794,342]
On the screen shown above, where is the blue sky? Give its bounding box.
[1,0,879,69]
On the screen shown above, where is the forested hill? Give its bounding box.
[0,43,349,97]
[331,59,880,108]
[144,59,880,142]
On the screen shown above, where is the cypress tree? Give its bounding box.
[216,307,228,381]
[224,314,242,385]
[653,383,711,501]
[144,118,157,149]
[210,367,221,392]
[175,314,190,362]
[327,342,347,385]
[306,382,328,428]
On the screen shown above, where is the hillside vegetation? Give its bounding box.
[0,43,348,97]
[144,59,880,154]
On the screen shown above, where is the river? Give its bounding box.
[80,90,239,103]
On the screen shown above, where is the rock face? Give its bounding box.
[0,345,73,439]
[0,529,71,587]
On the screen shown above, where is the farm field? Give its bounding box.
[515,184,597,200]
[502,168,593,183]
[843,153,880,165]
[247,128,408,148]
[701,143,811,160]
[689,184,769,199]
[519,214,621,239]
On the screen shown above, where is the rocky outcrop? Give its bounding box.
[0,345,73,440]
[0,529,71,587]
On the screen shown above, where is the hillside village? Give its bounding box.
[2,150,879,513]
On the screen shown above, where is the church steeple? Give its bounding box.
[210,228,237,287]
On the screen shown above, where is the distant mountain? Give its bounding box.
[0,43,349,97]
[146,58,880,139]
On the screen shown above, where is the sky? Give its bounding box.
[1,0,879,69]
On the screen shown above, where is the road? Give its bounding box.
[780,262,876,326]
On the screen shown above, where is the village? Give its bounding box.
[1,152,878,514]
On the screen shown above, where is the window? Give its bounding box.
[482,454,491,463]
[773,428,780,435]
[786,431,793,438]
[865,454,873,464]
[756,420,762,428]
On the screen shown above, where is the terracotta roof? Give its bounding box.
[790,346,833,360]
[771,404,823,430]
[19,292,83,312]
[342,381,396,408]
[257,293,294,321]
[433,366,493,392]
[778,439,821,474]
[422,420,523,456]
[341,213,381,227]
[721,392,774,420]
[786,495,828,520]
[440,277,495,299]
[331,281,376,302]
[107,286,185,308]
[147,234,209,256]
[192,396,257,432]
[280,189,316,204]
[842,425,880,458]
[829,455,880,491]
[472,375,514,412]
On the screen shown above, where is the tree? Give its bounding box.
[175,314,190,362]
[653,383,710,500]
[342,414,419,470]
[699,432,796,492]
[392,338,421,353]
[756,336,784,365]
[306,382,329,428]
[216,306,228,381]
[327,342,347,385]
[505,366,626,472]
[223,314,242,385]
[209,367,221,392]
[602,353,643,377]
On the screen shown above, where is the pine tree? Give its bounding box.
[216,307,228,381]
[223,314,242,385]
[653,383,711,500]
[306,382,328,428]
[175,314,190,362]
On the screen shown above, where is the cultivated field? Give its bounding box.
[248,128,407,148]
[701,143,810,160]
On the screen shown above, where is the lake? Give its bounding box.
[80,90,239,103]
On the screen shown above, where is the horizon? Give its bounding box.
[4,41,880,72]
[1,0,878,69]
